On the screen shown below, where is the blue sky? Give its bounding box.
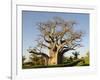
[22,11,89,57]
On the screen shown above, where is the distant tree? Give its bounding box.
[81,57,85,64]
[29,53,48,65]
[72,51,80,59]
[28,17,83,65]
[69,56,73,62]
[22,56,26,63]
[63,56,68,62]
[84,51,89,65]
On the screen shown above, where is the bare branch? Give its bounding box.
[28,48,49,58]
[40,35,51,43]
[59,47,75,55]
[37,40,51,49]
[29,17,84,64]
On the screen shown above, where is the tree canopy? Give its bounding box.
[28,17,83,65]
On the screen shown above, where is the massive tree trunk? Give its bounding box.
[48,43,74,65]
[48,49,58,65]
[48,43,59,65]
[57,48,75,64]
[57,53,63,64]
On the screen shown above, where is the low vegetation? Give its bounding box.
[22,51,89,69]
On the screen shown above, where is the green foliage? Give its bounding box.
[76,51,89,66]
[22,56,26,66]
[22,59,83,69]
[23,51,90,69]
[23,53,46,68]
[62,51,90,67]
[72,51,80,59]
[32,54,45,65]
[84,51,89,65]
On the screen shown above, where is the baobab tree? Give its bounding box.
[28,17,83,65]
